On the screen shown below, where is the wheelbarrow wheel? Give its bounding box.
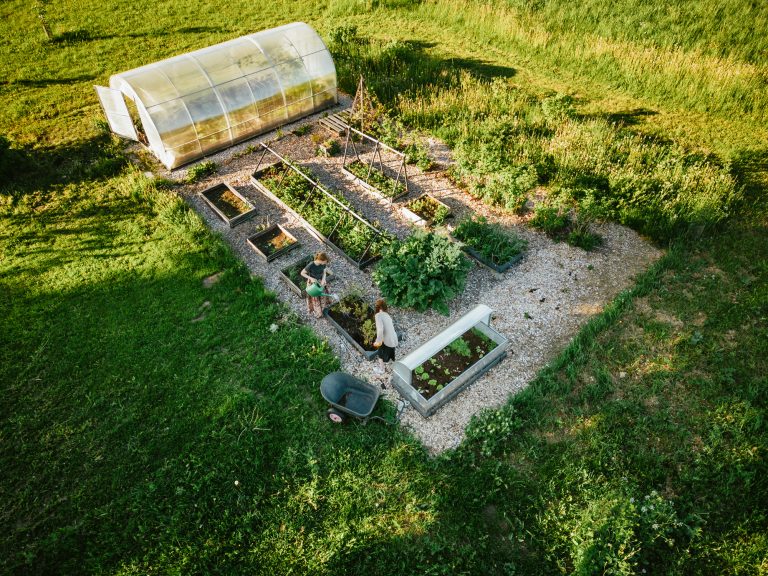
[327,408,347,424]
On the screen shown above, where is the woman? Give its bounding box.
[301,251,333,318]
[373,298,398,373]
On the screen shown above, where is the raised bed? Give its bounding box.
[278,255,312,298]
[343,160,408,202]
[199,182,257,228]
[250,145,390,269]
[341,124,409,203]
[392,304,508,417]
[401,194,452,227]
[323,294,379,361]
[247,224,299,263]
[451,216,527,274]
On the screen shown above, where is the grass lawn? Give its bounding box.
[1,0,766,573]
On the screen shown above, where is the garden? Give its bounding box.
[2,2,766,575]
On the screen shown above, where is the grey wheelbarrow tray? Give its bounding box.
[321,371,381,423]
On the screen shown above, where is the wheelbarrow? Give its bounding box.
[320,371,408,424]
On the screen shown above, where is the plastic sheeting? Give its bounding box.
[103,22,337,168]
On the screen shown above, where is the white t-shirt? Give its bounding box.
[375,311,399,348]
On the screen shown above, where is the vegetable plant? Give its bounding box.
[373,230,471,315]
[453,216,528,266]
[346,159,406,199]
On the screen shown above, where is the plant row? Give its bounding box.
[257,162,390,266]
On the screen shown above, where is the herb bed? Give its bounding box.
[324,294,378,360]
[250,146,390,269]
[401,194,452,227]
[452,216,527,274]
[247,224,299,262]
[199,182,257,227]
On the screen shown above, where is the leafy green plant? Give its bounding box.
[316,138,341,157]
[360,318,377,347]
[448,336,471,357]
[403,141,433,171]
[185,161,217,183]
[346,159,406,198]
[530,202,570,236]
[453,216,527,266]
[373,230,471,315]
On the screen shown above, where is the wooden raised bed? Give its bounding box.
[199,182,257,228]
[323,294,379,361]
[250,149,388,270]
[247,224,299,263]
[278,255,312,298]
[342,160,409,202]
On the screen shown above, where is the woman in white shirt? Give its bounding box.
[373,298,398,373]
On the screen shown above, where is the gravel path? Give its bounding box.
[161,101,663,454]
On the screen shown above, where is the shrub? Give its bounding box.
[453,216,528,265]
[541,93,577,122]
[186,161,217,183]
[373,230,471,315]
[530,202,570,236]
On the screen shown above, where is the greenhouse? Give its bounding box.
[95,22,337,169]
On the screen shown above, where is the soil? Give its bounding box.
[209,187,250,218]
[414,328,497,399]
[326,295,376,351]
[254,227,296,257]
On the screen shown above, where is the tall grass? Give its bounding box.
[407,1,768,123]
[334,30,743,241]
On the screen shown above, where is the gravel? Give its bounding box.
[157,100,663,455]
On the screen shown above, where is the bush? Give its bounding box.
[453,216,528,266]
[185,161,217,183]
[530,202,570,236]
[373,230,471,315]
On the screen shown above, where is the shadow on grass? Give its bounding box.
[0,133,126,202]
[330,31,516,106]
[730,147,768,218]
[50,26,229,44]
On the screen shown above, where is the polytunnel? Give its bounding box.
[95,22,337,169]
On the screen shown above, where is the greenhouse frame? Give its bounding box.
[95,22,337,169]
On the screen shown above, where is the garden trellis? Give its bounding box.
[95,22,337,169]
[341,125,410,203]
[250,144,390,268]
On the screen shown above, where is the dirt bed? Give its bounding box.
[163,98,663,454]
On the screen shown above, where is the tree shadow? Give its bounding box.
[3,75,97,88]
[50,26,228,44]
[580,107,659,127]
[0,133,127,202]
[329,31,516,106]
[730,147,768,217]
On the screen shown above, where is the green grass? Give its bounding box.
[2,0,767,573]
